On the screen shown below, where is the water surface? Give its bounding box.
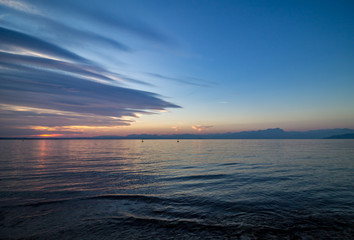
[0,139,353,239]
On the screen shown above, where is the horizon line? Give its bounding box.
[1,128,354,140]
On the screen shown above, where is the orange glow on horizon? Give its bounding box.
[38,134,63,137]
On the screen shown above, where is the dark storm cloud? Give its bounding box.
[0,4,132,52]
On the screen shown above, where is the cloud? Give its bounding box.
[192,125,213,132]
[24,0,175,46]
[146,72,214,87]
[171,126,180,132]
[0,63,179,117]
[0,51,153,86]
[0,0,38,14]
[0,25,180,137]
[0,105,134,137]
[0,26,90,64]
[0,4,132,52]
[0,105,134,127]
[0,127,64,137]
[0,28,173,117]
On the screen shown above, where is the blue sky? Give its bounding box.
[0,0,353,137]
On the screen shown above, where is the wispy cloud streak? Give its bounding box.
[24,0,175,46]
[146,72,214,87]
[0,52,152,86]
[1,61,179,117]
[0,7,180,136]
[0,26,90,63]
[192,125,213,132]
[0,4,132,52]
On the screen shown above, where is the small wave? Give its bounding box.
[87,194,166,204]
[165,173,228,182]
[110,214,244,233]
[21,198,75,207]
[218,162,243,166]
[106,213,342,239]
[11,194,183,208]
[10,194,166,208]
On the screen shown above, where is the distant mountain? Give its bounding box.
[3,128,353,140]
[93,128,354,139]
[325,133,354,139]
[293,128,354,139]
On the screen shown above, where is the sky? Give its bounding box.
[0,0,353,138]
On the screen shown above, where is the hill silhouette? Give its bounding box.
[325,133,354,139]
[93,128,354,139]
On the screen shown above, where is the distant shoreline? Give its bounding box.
[1,128,354,140]
[1,138,354,140]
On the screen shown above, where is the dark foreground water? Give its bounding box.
[0,139,353,239]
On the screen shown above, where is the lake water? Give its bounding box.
[0,139,353,239]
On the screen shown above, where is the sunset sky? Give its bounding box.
[1,0,353,137]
